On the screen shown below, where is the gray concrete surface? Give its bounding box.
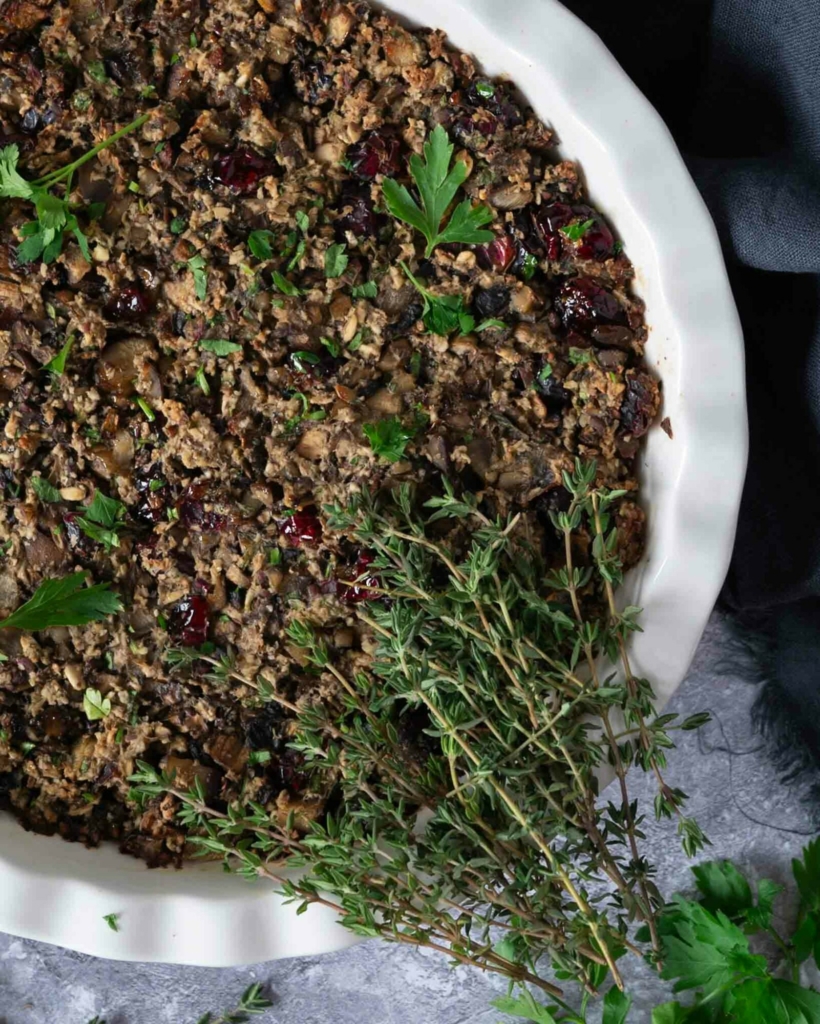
[1,609,817,1024]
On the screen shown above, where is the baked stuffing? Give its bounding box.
[0,0,659,865]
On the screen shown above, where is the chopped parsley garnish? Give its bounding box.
[194,366,210,394]
[247,229,274,261]
[347,330,364,352]
[77,491,127,552]
[475,81,495,99]
[0,571,121,631]
[520,252,539,280]
[320,336,340,357]
[103,913,120,932]
[83,687,112,722]
[268,548,282,566]
[324,242,349,279]
[248,750,272,766]
[272,270,303,297]
[363,416,415,463]
[475,318,506,332]
[169,216,187,235]
[351,280,378,299]
[295,210,310,233]
[43,335,75,375]
[200,339,243,356]
[187,254,208,300]
[383,125,494,257]
[291,350,320,372]
[86,60,107,83]
[72,92,91,112]
[31,475,62,503]
[135,397,155,421]
[560,218,595,241]
[537,362,553,383]
[567,346,597,366]
[613,239,624,254]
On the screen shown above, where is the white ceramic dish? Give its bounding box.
[0,0,747,966]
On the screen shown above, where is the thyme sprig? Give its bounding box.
[130,462,709,1006]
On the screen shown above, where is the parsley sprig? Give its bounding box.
[401,261,505,336]
[77,491,127,552]
[0,571,121,631]
[0,114,149,265]
[383,125,494,257]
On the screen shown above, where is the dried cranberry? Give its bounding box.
[168,594,210,647]
[105,287,151,321]
[347,128,402,179]
[572,204,615,260]
[177,484,229,532]
[475,234,517,272]
[619,370,658,438]
[281,512,322,546]
[532,203,573,260]
[212,148,276,193]
[555,277,626,334]
[452,112,498,144]
[474,285,509,320]
[336,184,385,239]
[340,552,379,604]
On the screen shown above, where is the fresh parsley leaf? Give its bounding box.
[490,991,557,1023]
[0,571,121,631]
[537,363,553,384]
[87,60,107,82]
[295,210,309,234]
[170,216,187,235]
[657,896,769,998]
[351,280,378,299]
[84,491,126,529]
[17,226,47,264]
[83,687,112,721]
[187,254,208,300]
[602,986,632,1024]
[692,860,754,919]
[200,339,243,356]
[650,1004,689,1024]
[613,239,624,254]
[401,261,472,336]
[43,335,75,375]
[324,242,349,278]
[248,750,271,765]
[363,416,415,463]
[77,491,126,552]
[248,229,274,261]
[31,475,62,503]
[347,330,364,351]
[793,837,820,912]
[560,217,595,241]
[0,144,33,199]
[382,125,494,257]
[103,912,120,932]
[475,81,495,99]
[476,318,506,332]
[320,336,340,358]
[272,270,303,297]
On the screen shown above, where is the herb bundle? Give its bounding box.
[131,462,711,1008]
